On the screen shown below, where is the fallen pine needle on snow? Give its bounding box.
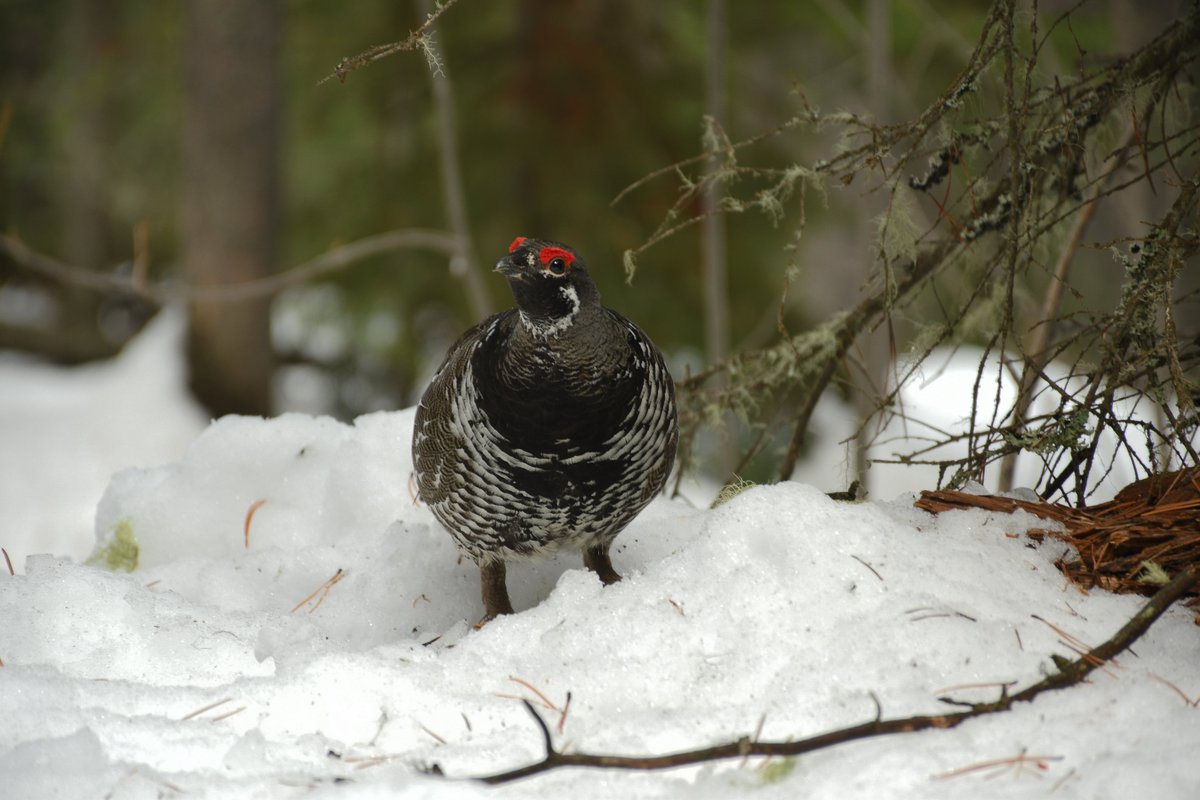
[419,724,447,745]
[498,676,560,712]
[473,565,1198,784]
[933,750,1064,781]
[180,697,233,721]
[557,691,572,735]
[244,498,267,548]
[850,554,883,581]
[291,568,346,613]
[1031,614,1121,677]
[209,705,246,723]
[1148,673,1200,707]
[739,713,767,768]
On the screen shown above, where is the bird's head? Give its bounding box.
[495,237,599,334]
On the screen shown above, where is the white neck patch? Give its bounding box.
[520,284,580,339]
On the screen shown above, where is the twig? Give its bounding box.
[997,122,1140,491]
[473,565,1197,783]
[318,0,464,85]
[290,568,346,613]
[778,355,840,480]
[0,228,460,305]
[610,115,812,208]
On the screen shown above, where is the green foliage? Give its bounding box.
[1002,404,1091,457]
[757,756,797,784]
[87,518,140,573]
[1136,561,1171,586]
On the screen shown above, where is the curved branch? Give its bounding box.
[317,0,463,85]
[186,229,461,301]
[475,565,1197,784]
[0,228,460,304]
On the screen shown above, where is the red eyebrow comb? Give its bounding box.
[538,246,575,266]
[508,236,528,253]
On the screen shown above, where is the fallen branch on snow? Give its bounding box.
[461,564,1196,784]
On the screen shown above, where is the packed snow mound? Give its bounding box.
[1,410,1198,799]
[0,309,207,567]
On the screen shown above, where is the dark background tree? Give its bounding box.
[182,0,279,416]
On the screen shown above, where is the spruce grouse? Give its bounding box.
[412,237,678,619]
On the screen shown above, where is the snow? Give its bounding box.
[0,310,208,567]
[2,313,1198,798]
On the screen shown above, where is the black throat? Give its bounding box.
[508,274,598,333]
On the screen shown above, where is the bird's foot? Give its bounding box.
[583,545,622,585]
[480,560,515,621]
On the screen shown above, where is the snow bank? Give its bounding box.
[0,310,207,568]
[2,408,1197,798]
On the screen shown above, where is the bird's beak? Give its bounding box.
[494,254,524,278]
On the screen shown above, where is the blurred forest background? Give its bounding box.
[1,0,1196,500]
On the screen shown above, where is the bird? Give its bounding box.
[412,236,678,619]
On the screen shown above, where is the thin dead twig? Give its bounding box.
[998,121,1143,491]
[319,0,463,85]
[471,566,1196,783]
[0,228,460,305]
[291,568,347,614]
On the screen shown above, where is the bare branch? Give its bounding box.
[643,2,1200,491]
[0,228,460,305]
[474,565,1196,783]
[318,0,464,85]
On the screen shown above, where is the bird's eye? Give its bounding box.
[547,258,568,275]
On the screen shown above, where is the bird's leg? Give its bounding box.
[583,544,622,585]
[479,559,515,620]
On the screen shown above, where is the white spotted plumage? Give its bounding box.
[411,238,678,615]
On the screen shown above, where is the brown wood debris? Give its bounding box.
[915,467,1200,601]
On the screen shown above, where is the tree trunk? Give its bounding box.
[181,0,279,417]
[56,0,118,362]
[702,0,735,480]
[852,0,893,496]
